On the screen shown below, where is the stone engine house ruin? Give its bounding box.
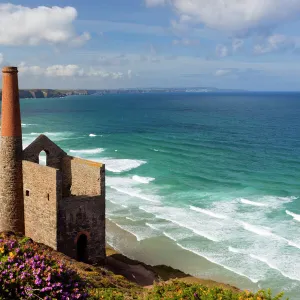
[0,67,106,263]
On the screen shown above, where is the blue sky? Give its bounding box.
[1,0,300,90]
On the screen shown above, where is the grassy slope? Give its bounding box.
[0,232,286,300]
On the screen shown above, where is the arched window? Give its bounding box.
[76,234,88,262]
[38,150,47,166]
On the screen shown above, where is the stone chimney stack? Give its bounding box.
[0,66,25,234]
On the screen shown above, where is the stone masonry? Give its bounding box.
[0,67,24,234]
[0,67,106,264]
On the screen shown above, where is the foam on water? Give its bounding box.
[21,123,36,127]
[138,194,300,286]
[100,158,147,173]
[139,206,220,242]
[126,217,139,222]
[238,221,273,237]
[89,134,96,137]
[24,131,77,142]
[250,254,300,282]
[286,210,300,222]
[190,205,228,219]
[145,222,177,231]
[112,222,159,241]
[106,177,163,215]
[146,223,160,231]
[228,246,245,254]
[163,232,178,242]
[240,198,268,207]
[163,228,195,242]
[108,188,300,285]
[111,186,161,204]
[229,247,300,282]
[23,132,74,149]
[132,175,155,184]
[176,243,261,284]
[69,148,104,154]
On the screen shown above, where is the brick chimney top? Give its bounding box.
[2,66,18,73]
[1,66,22,137]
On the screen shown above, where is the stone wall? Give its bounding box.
[57,195,106,263]
[61,156,105,197]
[23,135,67,169]
[59,157,106,263]
[23,137,106,263]
[0,137,24,233]
[23,160,61,250]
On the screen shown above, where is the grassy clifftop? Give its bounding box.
[0,232,286,300]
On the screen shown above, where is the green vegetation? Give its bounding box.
[89,280,286,299]
[0,232,287,300]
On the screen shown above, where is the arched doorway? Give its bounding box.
[76,234,88,262]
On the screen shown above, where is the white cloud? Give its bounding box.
[18,62,44,75]
[254,34,295,54]
[146,0,300,34]
[0,4,90,46]
[215,69,232,76]
[18,63,126,79]
[45,65,81,77]
[216,44,228,57]
[172,39,200,46]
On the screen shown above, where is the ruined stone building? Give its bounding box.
[0,67,106,263]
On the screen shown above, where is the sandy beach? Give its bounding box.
[106,219,259,292]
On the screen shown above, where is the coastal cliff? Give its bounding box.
[0,89,96,99]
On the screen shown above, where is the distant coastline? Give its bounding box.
[0,89,96,99]
[0,87,248,99]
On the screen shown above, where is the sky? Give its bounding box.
[1,1,300,90]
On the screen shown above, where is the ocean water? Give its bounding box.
[17,93,300,298]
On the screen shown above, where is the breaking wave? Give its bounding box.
[69,148,104,154]
[190,205,228,219]
[240,198,268,207]
[286,210,300,222]
[132,175,155,184]
[102,159,147,173]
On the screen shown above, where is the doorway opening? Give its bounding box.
[76,234,88,262]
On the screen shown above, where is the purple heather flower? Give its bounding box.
[35,278,42,285]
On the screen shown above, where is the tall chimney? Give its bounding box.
[0,66,24,234]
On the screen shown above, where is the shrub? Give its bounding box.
[0,236,89,299]
[144,281,286,300]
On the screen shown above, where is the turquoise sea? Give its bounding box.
[19,93,300,298]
